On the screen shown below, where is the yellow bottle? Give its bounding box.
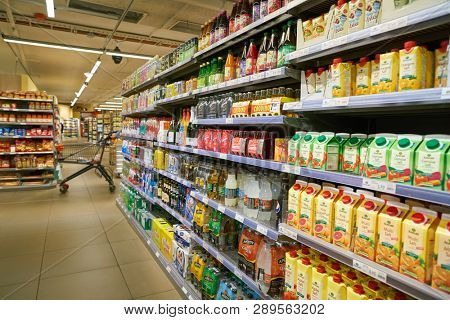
[296,257,313,300]
[284,250,299,300]
[399,41,426,91]
[370,54,381,94]
[379,49,399,93]
[355,57,371,95]
[347,284,368,300]
[434,40,449,88]
[330,58,352,98]
[327,273,347,300]
[311,265,328,300]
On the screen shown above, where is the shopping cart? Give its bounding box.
[57,131,118,193]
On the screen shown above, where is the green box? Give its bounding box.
[387,134,422,185]
[299,132,319,167]
[311,132,339,171]
[343,133,368,175]
[365,134,397,180]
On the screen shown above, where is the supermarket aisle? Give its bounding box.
[0,164,181,300]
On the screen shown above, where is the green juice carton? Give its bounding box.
[446,149,450,192]
[343,133,367,175]
[413,135,450,190]
[387,134,423,185]
[311,132,339,171]
[359,134,375,175]
[335,133,350,171]
[299,132,319,167]
[288,131,306,165]
[365,134,397,180]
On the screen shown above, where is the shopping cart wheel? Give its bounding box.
[109,185,116,193]
[60,183,69,193]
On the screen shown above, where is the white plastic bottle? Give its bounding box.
[258,173,273,221]
[224,169,238,207]
[256,239,274,295]
[244,173,259,219]
[237,166,247,209]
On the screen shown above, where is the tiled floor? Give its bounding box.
[0,164,182,300]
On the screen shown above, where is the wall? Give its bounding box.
[58,104,73,120]
[20,75,38,91]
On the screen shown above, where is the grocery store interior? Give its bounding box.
[0,0,449,301]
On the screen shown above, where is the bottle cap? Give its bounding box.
[404,41,416,51]
[368,280,380,291]
[398,138,410,148]
[426,139,440,150]
[353,284,365,295]
[386,206,399,217]
[333,58,342,65]
[341,195,352,204]
[364,201,376,211]
[316,265,326,273]
[301,257,311,265]
[375,136,387,146]
[359,57,369,64]
[306,69,314,77]
[333,274,343,283]
[411,212,425,224]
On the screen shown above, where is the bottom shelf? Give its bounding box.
[116,199,200,300]
[0,180,57,191]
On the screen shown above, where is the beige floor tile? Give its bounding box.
[37,266,131,300]
[98,212,124,228]
[136,289,182,300]
[45,227,108,252]
[0,202,51,223]
[0,280,39,300]
[111,239,152,265]
[50,201,96,218]
[0,253,42,286]
[0,219,48,238]
[0,234,46,259]
[120,260,174,298]
[41,243,117,279]
[106,220,138,242]
[47,213,102,233]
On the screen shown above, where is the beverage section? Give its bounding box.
[117,0,450,301]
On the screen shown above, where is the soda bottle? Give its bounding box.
[245,39,258,76]
[266,29,278,70]
[224,50,235,81]
[257,32,269,73]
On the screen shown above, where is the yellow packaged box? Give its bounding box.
[435,40,449,88]
[347,284,368,300]
[399,41,426,91]
[298,183,322,235]
[379,49,400,93]
[284,250,299,300]
[313,186,340,242]
[152,218,169,249]
[296,256,313,300]
[333,191,362,250]
[287,180,308,228]
[161,226,174,261]
[330,58,352,97]
[431,213,450,293]
[310,265,328,300]
[355,57,371,95]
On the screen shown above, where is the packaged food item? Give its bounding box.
[305,69,316,95]
[343,134,367,174]
[365,134,397,180]
[298,183,321,234]
[287,133,302,165]
[348,0,365,34]
[347,284,368,300]
[424,46,434,89]
[434,40,449,88]
[238,228,264,278]
[387,134,422,184]
[327,273,347,300]
[379,49,399,93]
[400,207,440,283]
[399,41,426,91]
[296,256,312,300]
[333,190,362,250]
[336,133,350,171]
[431,213,450,293]
[313,187,340,242]
[302,19,314,42]
[355,57,371,95]
[376,201,410,271]
[365,0,382,27]
[299,132,319,167]
[284,250,299,300]
[312,14,326,39]
[310,264,328,300]
[287,180,308,228]
[362,279,388,299]
[315,67,327,94]
[330,58,352,97]
[274,138,288,162]
[311,132,339,171]
[332,0,349,39]
[160,226,174,261]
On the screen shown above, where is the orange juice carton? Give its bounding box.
[370,54,381,94]
[311,132,339,171]
[161,226,174,261]
[365,134,397,180]
[296,256,313,300]
[349,60,357,96]
[299,132,319,167]
[387,134,423,184]
[284,250,300,299]
[327,273,347,300]
[348,0,365,34]
[313,187,340,242]
[365,0,382,28]
[379,49,400,93]
[399,41,427,91]
[330,58,352,97]
[359,134,375,174]
[347,284,368,300]
[362,279,388,299]
[333,191,362,250]
[434,40,449,88]
[287,180,308,228]
[355,57,371,96]
[311,264,328,300]
[343,133,368,174]
[354,195,385,260]
[298,183,322,235]
[400,207,440,283]
[342,270,360,287]
[274,138,289,163]
[376,201,410,271]
[336,133,350,171]
[431,213,450,293]
[332,0,349,39]
[414,135,450,190]
[305,69,316,95]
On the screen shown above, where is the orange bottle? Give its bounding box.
[225,50,235,81]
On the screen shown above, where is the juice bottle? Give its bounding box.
[343,133,367,174]
[225,168,238,207]
[311,265,328,300]
[348,0,365,34]
[284,250,299,300]
[240,0,252,29]
[313,187,340,242]
[239,42,248,78]
[376,201,410,271]
[229,3,237,34]
[400,207,440,283]
[244,173,260,218]
[399,41,426,91]
[257,32,269,73]
[333,191,362,250]
[347,284,368,300]
[370,54,381,94]
[296,257,312,300]
[434,40,449,88]
[287,180,308,228]
[245,39,258,76]
[431,213,450,293]
[333,0,349,39]
[379,49,399,93]
[278,20,296,68]
[224,50,235,81]
[355,57,371,95]
[266,29,278,70]
[327,273,347,300]
[330,58,352,97]
[315,67,327,94]
[387,134,422,184]
[365,134,397,180]
[299,132,319,167]
[354,195,385,260]
[298,183,321,235]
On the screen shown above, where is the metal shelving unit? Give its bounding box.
[0,151,54,155]
[0,167,54,172]
[0,108,53,113]
[0,135,54,139]
[0,122,53,126]
[195,115,302,127]
[0,97,53,102]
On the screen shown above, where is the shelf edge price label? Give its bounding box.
[250,72,265,81]
[321,35,348,50]
[441,87,450,99]
[166,265,171,273]
[219,153,227,160]
[202,196,209,205]
[353,259,387,283]
[370,16,408,36]
[256,224,268,236]
[234,268,243,280]
[181,287,188,295]
[279,226,298,240]
[322,97,349,108]
[238,76,249,84]
[234,213,245,223]
[217,204,226,212]
[216,254,223,264]
[146,240,151,245]
[282,164,293,173]
[362,178,397,194]
[225,118,233,124]
[155,251,160,258]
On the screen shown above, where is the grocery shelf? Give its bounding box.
[0,96,53,103]
[0,122,53,126]
[0,151,54,155]
[0,167,54,172]
[286,2,450,65]
[190,190,278,241]
[0,108,53,113]
[0,135,53,139]
[116,199,199,300]
[278,223,450,300]
[190,233,270,300]
[0,181,57,191]
[195,115,302,127]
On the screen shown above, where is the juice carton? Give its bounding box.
[343,133,367,174]
[299,132,319,167]
[447,149,450,191]
[333,191,362,250]
[387,289,409,300]
[288,133,302,165]
[298,183,322,235]
[315,67,327,94]
[296,257,313,300]
[387,134,422,184]
[370,54,381,94]
[400,207,440,283]
[376,201,410,271]
[311,132,338,171]
[365,0,382,28]
[431,213,450,293]
[399,41,426,91]
[347,284,368,300]
[333,0,349,39]
[363,280,388,299]
[365,134,397,180]
[327,274,347,300]
[311,265,328,300]
[349,61,357,96]
[305,69,316,95]
[336,133,350,171]
[302,19,314,42]
[379,49,399,93]
[330,58,352,97]
[161,226,174,261]
[284,250,299,300]
[312,14,327,39]
[354,195,385,260]
[424,47,434,88]
[355,57,371,95]
[348,0,365,34]
[298,246,319,263]
[274,138,289,163]
[313,187,340,242]
[287,180,308,228]
[414,135,450,190]
[434,40,449,88]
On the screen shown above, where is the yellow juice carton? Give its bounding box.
[161,226,174,261]
[315,67,327,94]
[312,14,326,39]
[336,133,350,171]
[330,58,352,97]
[363,279,388,299]
[424,46,434,89]
[354,195,385,260]
[342,270,360,287]
[365,134,397,180]
[349,61,357,96]
[379,49,399,93]
[399,41,426,91]
[348,0,365,34]
[313,187,340,242]
[400,207,440,283]
[387,134,423,184]
[311,132,339,171]
[333,0,349,39]
[299,132,319,167]
[370,54,381,94]
[333,191,362,250]
[387,289,408,300]
[431,213,450,293]
[296,256,313,300]
[299,246,319,263]
[414,135,450,190]
[365,0,382,28]
[376,201,410,271]
[355,57,371,95]
[306,69,316,95]
[287,179,308,228]
[327,274,347,300]
[434,40,449,88]
[311,265,328,300]
[298,183,322,235]
[284,250,300,299]
[343,134,367,174]
[347,284,368,300]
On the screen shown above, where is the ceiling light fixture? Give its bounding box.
[105,51,153,60]
[75,83,87,97]
[98,104,121,108]
[113,97,123,101]
[85,60,102,83]
[104,101,122,105]
[71,97,78,107]
[46,0,55,18]
[3,37,102,54]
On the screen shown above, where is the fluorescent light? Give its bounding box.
[104,101,122,105]
[85,60,102,83]
[46,0,55,18]
[105,51,152,60]
[71,97,78,107]
[75,84,87,97]
[95,107,122,111]
[3,37,103,54]
[98,104,121,109]
[113,97,122,101]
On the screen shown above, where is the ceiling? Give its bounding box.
[0,0,234,105]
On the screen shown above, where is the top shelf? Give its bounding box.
[0,96,54,103]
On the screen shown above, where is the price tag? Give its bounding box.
[225,118,233,124]
[234,269,243,280]
[155,251,160,258]
[362,178,397,194]
[441,87,450,99]
[282,164,293,173]
[234,213,245,223]
[219,153,227,160]
[353,259,387,283]
[296,47,310,58]
[218,82,227,89]
[238,76,249,84]
[147,240,151,245]
[256,225,268,236]
[283,102,302,111]
[250,72,265,81]
[181,287,188,295]
[294,167,302,175]
[322,97,349,107]
[370,16,408,36]
[267,68,283,78]
[217,204,225,212]
[279,226,298,240]
[127,214,131,219]
[321,36,348,50]
[202,196,209,205]
[166,265,171,273]
[192,89,200,95]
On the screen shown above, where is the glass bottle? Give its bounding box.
[245,39,258,76]
[205,61,211,86]
[260,0,268,18]
[210,58,218,85]
[229,3,238,34]
[224,50,235,81]
[235,0,243,32]
[216,56,225,84]
[278,20,296,68]
[257,32,269,73]
[207,167,219,200]
[240,0,252,29]
[240,42,248,78]
[266,29,278,70]
[253,0,261,22]
[276,24,287,68]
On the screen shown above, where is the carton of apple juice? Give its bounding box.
[365,134,397,180]
[311,132,339,171]
[298,183,322,235]
[387,134,422,184]
[359,134,375,174]
[335,133,350,171]
[431,213,450,293]
[343,134,367,174]
[313,187,340,242]
[333,191,362,250]
[287,180,308,228]
[299,132,319,167]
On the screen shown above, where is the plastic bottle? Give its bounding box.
[225,168,238,207]
[244,173,260,218]
[255,239,273,295]
[218,11,228,41]
[218,162,227,203]
[246,39,258,76]
[209,58,218,85]
[216,56,225,84]
[237,166,247,209]
[258,172,273,221]
[257,32,269,73]
[225,50,235,81]
[240,42,248,78]
[266,29,278,70]
[204,61,211,86]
